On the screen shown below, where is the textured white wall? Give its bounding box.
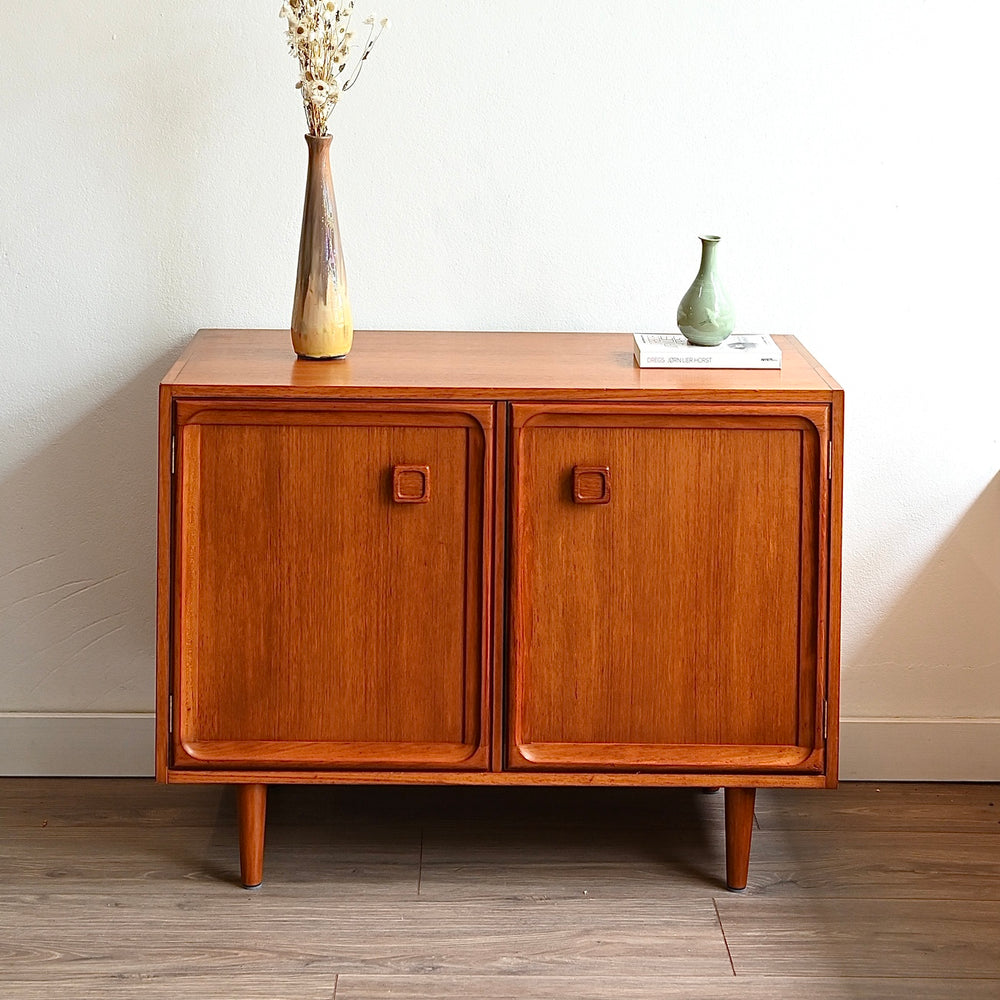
[2,1,999,775]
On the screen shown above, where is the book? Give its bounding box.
[633,333,782,369]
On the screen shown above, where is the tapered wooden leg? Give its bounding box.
[724,786,756,891]
[237,783,267,889]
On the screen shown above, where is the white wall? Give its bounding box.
[2,1,998,778]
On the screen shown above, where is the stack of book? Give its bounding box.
[633,333,782,369]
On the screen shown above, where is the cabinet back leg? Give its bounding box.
[724,787,756,891]
[237,784,267,888]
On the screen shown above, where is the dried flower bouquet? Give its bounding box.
[280,1,389,136]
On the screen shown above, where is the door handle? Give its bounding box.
[573,466,611,505]
[392,465,431,504]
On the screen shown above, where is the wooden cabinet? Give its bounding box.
[157,330,843,891]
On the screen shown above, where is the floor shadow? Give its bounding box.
[266,783,719,829]
[262,784,727,888]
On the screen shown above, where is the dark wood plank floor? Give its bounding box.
[1,780,998,998]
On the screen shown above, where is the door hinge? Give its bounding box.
[170,435,176,475]
[168,694,174,733]
[822,699,829,741]
[828,440,833,480]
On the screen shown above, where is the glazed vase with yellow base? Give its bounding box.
[291,134,353,360]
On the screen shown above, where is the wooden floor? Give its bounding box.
[1,780,998,998]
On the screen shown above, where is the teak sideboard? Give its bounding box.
[156,329,843,890]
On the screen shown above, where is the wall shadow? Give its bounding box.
[0,351,182,722]
[846,472,1000,718]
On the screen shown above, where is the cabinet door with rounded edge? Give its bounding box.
[507,402,831,775]
[171,401,493,771]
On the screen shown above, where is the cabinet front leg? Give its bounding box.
[724,787,756,891]
[236,783,267,889]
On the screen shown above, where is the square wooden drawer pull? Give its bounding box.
[393,465,431,503]
[573,466,611,504]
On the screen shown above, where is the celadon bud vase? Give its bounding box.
[677,235,735,347]
[291,134,354,360]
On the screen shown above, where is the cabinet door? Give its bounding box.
[171,401,493,770]
[507,403,831,774]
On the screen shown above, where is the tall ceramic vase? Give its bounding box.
[677,235,734,347]
[291,134,354,360]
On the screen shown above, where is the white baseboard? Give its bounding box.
[2,713,998,781]
[839,717,1000,781]
[0,713,155,777]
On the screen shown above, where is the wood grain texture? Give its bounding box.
[335,977,1000,1000]
[754,782,1000,833]
[824,385,845,787]
[164,768,829,788]
[5,976,996,1000]
[2,780,998,997]
[0,825,421,893]
[410,786,1000,902]
[490,403,507,771]
[0,777,231,828]
[717,897,1000,978]
[163,330,842,400]
[0,977,339,1000]
[738,829,1000,898]
[417,828,1000,903]
[171,402,492,770]
[155,382,174,782]
[418,822,732,901]
[8,783,993,897]
[0,893,732,979]
[725,787,756,890]
[238,783,266,887]
[507,405,825,771]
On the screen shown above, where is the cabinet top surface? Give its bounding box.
[162,330,841,400]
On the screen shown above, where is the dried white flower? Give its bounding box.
[303,78,339,106]
[280,0,389,136]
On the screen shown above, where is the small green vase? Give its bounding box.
[677,235,735,347]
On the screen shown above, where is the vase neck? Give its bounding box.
[698,236,721,276]
[304,133,333,156]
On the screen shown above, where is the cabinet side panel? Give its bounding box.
[155,385,175,782]
[825,390,845,785]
